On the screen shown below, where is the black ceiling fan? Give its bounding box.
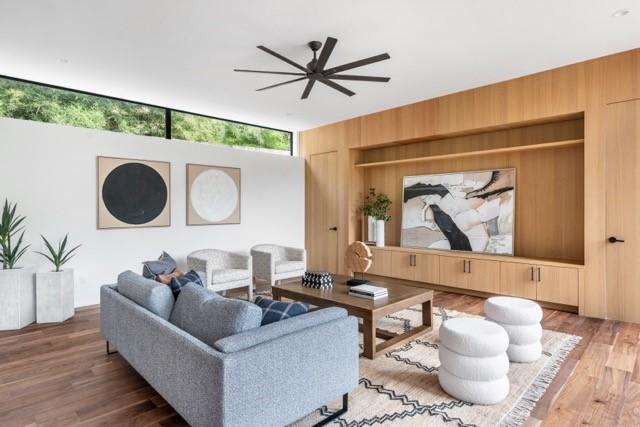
[234,37,390,99]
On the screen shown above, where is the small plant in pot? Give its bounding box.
[35,234,81,323]
[0,199,35,330]
[361,188,392,247]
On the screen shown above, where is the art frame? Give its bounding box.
[400,168,516,256]
[96,156,171,229]
[186,163,241,226]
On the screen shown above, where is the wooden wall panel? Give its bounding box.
[299,48,640,319]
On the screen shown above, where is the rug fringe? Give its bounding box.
[497,335,582,427]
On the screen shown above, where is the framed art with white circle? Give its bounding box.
[97,156,171,229]
[186,164,241,225]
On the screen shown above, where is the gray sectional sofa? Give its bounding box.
[100,271,359,427]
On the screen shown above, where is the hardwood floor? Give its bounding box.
[1,291,638,426]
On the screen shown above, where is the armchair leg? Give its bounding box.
[312,393,348,427]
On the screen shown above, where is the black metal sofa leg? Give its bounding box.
[106,340,118,355]
[312,393,348,427]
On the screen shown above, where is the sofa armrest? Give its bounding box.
[220,313,359,427]
[214,307,347,353]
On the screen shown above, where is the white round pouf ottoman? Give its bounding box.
[438,317,510,405]
[485,296,543,363]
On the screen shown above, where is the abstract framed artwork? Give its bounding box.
[97,156,171,229]
[401,168,515,255]
[186,164,241,225]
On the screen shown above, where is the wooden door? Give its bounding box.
[391,251,417,281]
[308,152,338,273]
[368,248,392,276]
[606,100,640,322]
[500,262,537,299]
[536,266,579,306]
[416,254,440,284]
[467,259,501,294]
[439,257,468,289]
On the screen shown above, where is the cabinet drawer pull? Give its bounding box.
[537,267,541,282]
[463,260,467,273]
[468,260,471,274]
[530,267,535,282]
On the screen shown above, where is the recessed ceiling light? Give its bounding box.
[612,9,630,18]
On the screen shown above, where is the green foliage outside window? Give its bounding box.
[0,78,165,136]
[171,112,290,151]
[0,77,291,151]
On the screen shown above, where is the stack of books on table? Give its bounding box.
[349,284,388,300]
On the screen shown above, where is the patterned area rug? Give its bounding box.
[290,305,580,427]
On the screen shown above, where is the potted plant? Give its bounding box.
[361,188,392,247]
[35,234,80,323]
[0,199,35,330]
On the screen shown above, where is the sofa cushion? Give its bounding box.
[169,284,262,346]
[254,296,309,325]
[274,260,305,274]
[117,270,175,320]
[142,251,177,280]
[210,269,250,284]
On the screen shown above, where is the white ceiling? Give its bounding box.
[1,1,639,132]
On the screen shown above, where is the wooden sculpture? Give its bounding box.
[346,241,372,286]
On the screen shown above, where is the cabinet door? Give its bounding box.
[368,249,392,277]
[390,251,418,281]
[416,254,439,284]
[467,259,500,293]
[439,257,468,288]
[500,263,537,299]
[536,266,579,306]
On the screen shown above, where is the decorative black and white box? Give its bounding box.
[302,271,334,289]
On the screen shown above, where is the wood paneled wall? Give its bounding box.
[299,48,640,319]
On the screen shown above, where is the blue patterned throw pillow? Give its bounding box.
[254,296,309,325]
[169,270,205,297]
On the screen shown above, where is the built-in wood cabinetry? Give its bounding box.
[300,48,640,320]
[369,246,581,308]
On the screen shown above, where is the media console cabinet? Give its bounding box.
[366,246,582,311]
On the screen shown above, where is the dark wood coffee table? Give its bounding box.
[272,276,433,359]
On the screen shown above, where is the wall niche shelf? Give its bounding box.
[354,138,584,168]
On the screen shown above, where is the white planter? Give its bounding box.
[375,220,386,247]
[367,216,377,242]
[0,267,36,330]
[36,269,75,323]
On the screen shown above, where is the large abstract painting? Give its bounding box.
[187,164,241,225]
[97,156,171,229]
[401,169,515,255]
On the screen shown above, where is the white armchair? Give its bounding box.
[187,249,253,300]
[251,244,306,288]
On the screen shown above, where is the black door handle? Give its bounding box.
[329,226,338,231]
[608,236,625,243]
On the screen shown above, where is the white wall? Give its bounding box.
[0,118,304,307]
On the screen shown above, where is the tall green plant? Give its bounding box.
[361,188,392,221]
[0,200,29,269]
[36,234,81,272]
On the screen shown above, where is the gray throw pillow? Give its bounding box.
[117,270,175,320]
[142,251,177,279]
[169,284,262,346]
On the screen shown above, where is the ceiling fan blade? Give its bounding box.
[315,37,337,72]
[323,53,390,76]
[327,75,390,82]
[256,77,308,91]
[257,45,310,72]
[234,69,307,76]
[318,78,355,97]
[301,79,316,99]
